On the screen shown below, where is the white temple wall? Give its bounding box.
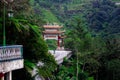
[44,35,58,40]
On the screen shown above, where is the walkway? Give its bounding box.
[49,50,72,64]
[115,2,120,5]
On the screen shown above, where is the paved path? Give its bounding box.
[116,2,120,5]
[49,50,72,64]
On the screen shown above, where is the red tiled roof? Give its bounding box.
[43,31,64,34]
[43,25,62,29]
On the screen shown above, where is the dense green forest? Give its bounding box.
[0,0,120,80]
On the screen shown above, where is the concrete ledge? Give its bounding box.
[49,50,72,64]
[0,59,24,73]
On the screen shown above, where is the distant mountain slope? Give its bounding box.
[30,0,119,23]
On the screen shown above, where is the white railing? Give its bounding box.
[49,50,72,64]
[0,45,23,61]
[116,2,120,5]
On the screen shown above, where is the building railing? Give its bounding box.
[0,45,23,62]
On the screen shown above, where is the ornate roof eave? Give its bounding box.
[43,31,64,34]
[1,0,13,4]
[43,25,62,29]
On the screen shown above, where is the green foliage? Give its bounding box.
[46,39,57,50]
[1,17,57,79]
[30,0,60,23]
[1,0,120,80]
[41,9,60,23]
[0,17,2,44]
[79,1,120,80]
[65,15,92,53]
[37,53,57,78]
[84,0,120,37]
[0,0,58,79]
[88,77,94,80]
[25,60,36,70]
[29,0,34,6]
[54,58,94,80]
[32,0,119,25]
[63,15,96,80]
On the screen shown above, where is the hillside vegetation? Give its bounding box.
[30,0,119,23]
[0,0,120,80]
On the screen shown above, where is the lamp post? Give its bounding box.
[3,2,6,46]
[7,0,14,18]
[2,0,14,80]
[3,0,14,46]
[8,9,13,18]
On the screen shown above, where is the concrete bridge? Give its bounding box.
[49,50,72,64]
[33,50,72,80]
[0,45,24,80]
[115,2,120,5]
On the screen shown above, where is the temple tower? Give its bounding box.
[43,23,65,50]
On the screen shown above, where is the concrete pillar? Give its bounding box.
[8,71,12,80]
[1,76,4,80]
[6,71,12,80]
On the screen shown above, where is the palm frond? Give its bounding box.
[29,24,41,36]
[24,60,35,69]
[10,18,30,32]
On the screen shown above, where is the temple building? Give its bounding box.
[43,23,65,50]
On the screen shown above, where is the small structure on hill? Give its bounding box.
[43,23,65,50]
